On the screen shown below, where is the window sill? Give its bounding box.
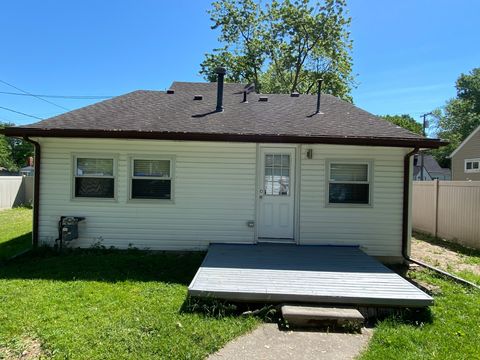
[326,202,373,209]
[127,198,175,205]
[71,197,118,203]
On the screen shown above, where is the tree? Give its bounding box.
[380,114,423,135]
[200,0,354,101]
[0,122,34,172]
[431,68,480,167]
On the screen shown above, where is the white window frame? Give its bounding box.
[464,158,480,173]
[128,155,175,202]
[325,159,373,207]
[72,154,117,201]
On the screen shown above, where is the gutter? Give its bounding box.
[402,148,480,290]
[1,127,448,149]
[23,137,40,248]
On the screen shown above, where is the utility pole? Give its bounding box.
[420,113,432,181]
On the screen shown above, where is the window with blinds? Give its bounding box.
[131,159,172,200]
[328,162,370,205]
[74,157,115,198]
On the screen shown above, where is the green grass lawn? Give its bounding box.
[0,207,32,261]
[360,238,480,360]
[0,249,259,359]
[1,209,479,359]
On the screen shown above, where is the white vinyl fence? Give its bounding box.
[412,180,480,249]
[0,176,34,209]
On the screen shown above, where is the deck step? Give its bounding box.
[281,305,365,329]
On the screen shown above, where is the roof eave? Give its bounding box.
[0,127,449,149]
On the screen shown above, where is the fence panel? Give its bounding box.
[412,181,437,234]
[0,176,25,209]
[412,180,480,249]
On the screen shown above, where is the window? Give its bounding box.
[465,159,480,173]
[264,154,290,196]
[74,157,115,198]
[328,162,371,205]
[131,158,173,200]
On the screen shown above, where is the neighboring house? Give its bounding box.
[449,124,480,181]
[413,154,451,180]
[0,72,446,264]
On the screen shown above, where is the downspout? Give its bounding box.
[23,137,40,248]
[402,148,480,290]
[401,147,418,260]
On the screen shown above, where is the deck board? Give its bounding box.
[188,243,433,307]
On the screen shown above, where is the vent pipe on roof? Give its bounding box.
[215,67,226,112]
[315,79,323,114]
[243,91,248,103]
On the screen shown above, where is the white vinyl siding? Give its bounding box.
[299,145,409,257]
[36,139,407,258]
[37,138,256,250]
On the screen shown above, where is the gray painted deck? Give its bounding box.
[188,244,433,307]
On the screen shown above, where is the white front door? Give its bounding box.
[257,147,295,239]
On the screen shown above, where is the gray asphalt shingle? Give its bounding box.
[22,81,423,140]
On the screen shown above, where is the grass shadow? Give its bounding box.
[0,247,205,285]
[413,231,480,258]
[381,306,433,326]
[0,232,32,262]
[180,295,279,322]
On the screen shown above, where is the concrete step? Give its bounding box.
[281,305,365,330]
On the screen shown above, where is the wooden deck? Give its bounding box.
[188,243,433,307]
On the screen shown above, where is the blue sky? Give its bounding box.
[0,0,478,127]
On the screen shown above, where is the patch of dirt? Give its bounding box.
[411,238,480,275]
[0,337,45,360]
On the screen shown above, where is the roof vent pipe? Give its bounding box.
[215,67,226,112]
[243,91,248,103]
[315,79,323,114]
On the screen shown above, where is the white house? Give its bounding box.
[1,70,446,264]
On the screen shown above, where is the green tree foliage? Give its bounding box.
[380,114,423,135]
[0,122,34,172]
[431,68,480,167]
[200,0,354,101]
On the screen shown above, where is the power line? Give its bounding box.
[0,79,70,111]
[0,90,113,100]
[0,105,43,120]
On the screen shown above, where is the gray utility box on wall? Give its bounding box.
[59,216,85,242]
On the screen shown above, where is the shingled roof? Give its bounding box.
[1,81,446,148]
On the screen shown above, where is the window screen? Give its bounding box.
[328,163,370,204]
[75,157,114,198]
[131,159,172,200]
